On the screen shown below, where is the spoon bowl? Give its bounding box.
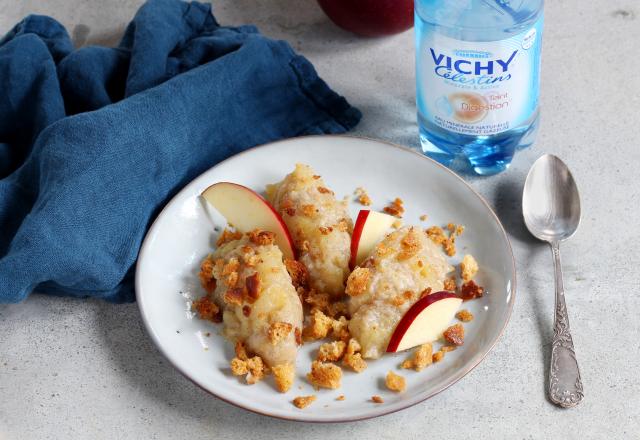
[523,154,581,243]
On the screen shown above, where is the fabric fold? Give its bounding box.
[0,0,361,303]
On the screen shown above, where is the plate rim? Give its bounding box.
[135,134,517,423]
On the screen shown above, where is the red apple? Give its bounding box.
[201,182,296,260]
[350,209,396,269]
[317,0,414,37]
[387,291,463,352]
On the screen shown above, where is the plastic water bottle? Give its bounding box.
[415,0,543,175]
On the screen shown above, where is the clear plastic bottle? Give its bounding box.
[415,0,544,175]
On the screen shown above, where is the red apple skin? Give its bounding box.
[349,209,370,269]
[317,0,414,37]
[386,291,459,353]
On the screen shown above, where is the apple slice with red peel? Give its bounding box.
[201,182,295,260]
[386,291,463,353]
[350,210,397,269]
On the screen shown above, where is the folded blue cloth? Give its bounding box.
[0,0,361,303]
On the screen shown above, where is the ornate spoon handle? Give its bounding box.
[549,241,584,408]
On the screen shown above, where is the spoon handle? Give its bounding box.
[549,241,584,408]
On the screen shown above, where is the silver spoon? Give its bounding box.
[522,154,584,408]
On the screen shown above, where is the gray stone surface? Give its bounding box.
[1,0,639,438]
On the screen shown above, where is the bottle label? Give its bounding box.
[417,17,543,136]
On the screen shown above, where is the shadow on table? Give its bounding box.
[493,178,555,403]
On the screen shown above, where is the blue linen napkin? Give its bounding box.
[0,0,361,303]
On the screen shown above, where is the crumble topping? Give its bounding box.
[303,290,330,314]
[460,254,479,282]
[281,198,296,216]
[336,218,350,232]
[401,343,433,371]
[317,186,333,195]
[284,258,309,289]
[303,309,333,340]
[230,357,249,376]
[317,340,346,362]
[383,198,405,218]
[336,395,345,401]
[425,224,463,257]
[391,219,403,229]
[371,395,384,404]
[318,226,333,235]
[342,338,367,373]
[345,268,371,297]
[397,228,422,261]
[419,287,432,299]
[441,345,457,352]
[456,309,474,322]
[443,277,457,292]
[354,187,372,206]
[247,229,276,246]
[216,228,243,247]
[307,361,342,389]
[268,322,293,345]
[432,350,445,363]
[419,214,428,221]
[272,364,295,392]
[301,204,317,217]
[292,395,316,409]
[223,287,244,306]
[331,316,351,342]
[198,258,217,294]
[460,280,484,301]
[192,296,220,323]
[245,356,267,384]
[245,273,261,302]
[294,327,302,345]
[385,371,406,392]
[443,324,465,346]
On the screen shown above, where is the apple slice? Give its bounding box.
[201,182,295,260]
[350,210,397,269]
[386,291,463,353]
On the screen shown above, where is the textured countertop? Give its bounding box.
[1,1,639,438]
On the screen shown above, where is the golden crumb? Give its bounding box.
[268,322,293,346]
[443,277,457,292]
[192,296,220,323]
[216,228,243,247]
[284,258,309,289]
[245,273,261,302]
[198,258,217,294]
[441,345,457,352]
[230,357,248,376]
[345,267,371,297]
[343,338,367,373]
[443,324,465,346]
[247,229,276,246]
[336,395,345,401]
[222,258,240,276]
[272,364,295,393]
[225,271,239,288]
[292,395,316,409]
[456,309,474,322]
[318,226,333,235]
[246,356,267,384]
[460,254,479,282]
[281,198,296,216]
[303,309,333,340]
[317,341,347,362]
[317,186,333,195]
[385,371,406,392]
[397,227,422,260]
[304,290,330,313]
[432,350,445,363]
[336,218,350,232]
[419,214,428,221]
[223,287,244,306]
[392,219,403,229]
[307,361,342,389]
[331,316,351,341]
[460,280,485,301]
[400,359,414,370]
[425,224,462,256]
[371,395,384,404]
[326,301,348,319]
[413,343,433,371]
[354,187,372,206]
[383,198,405,218]
[235,341,248,360]
[301,204,317,218]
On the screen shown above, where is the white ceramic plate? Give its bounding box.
[136,135,515,422]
